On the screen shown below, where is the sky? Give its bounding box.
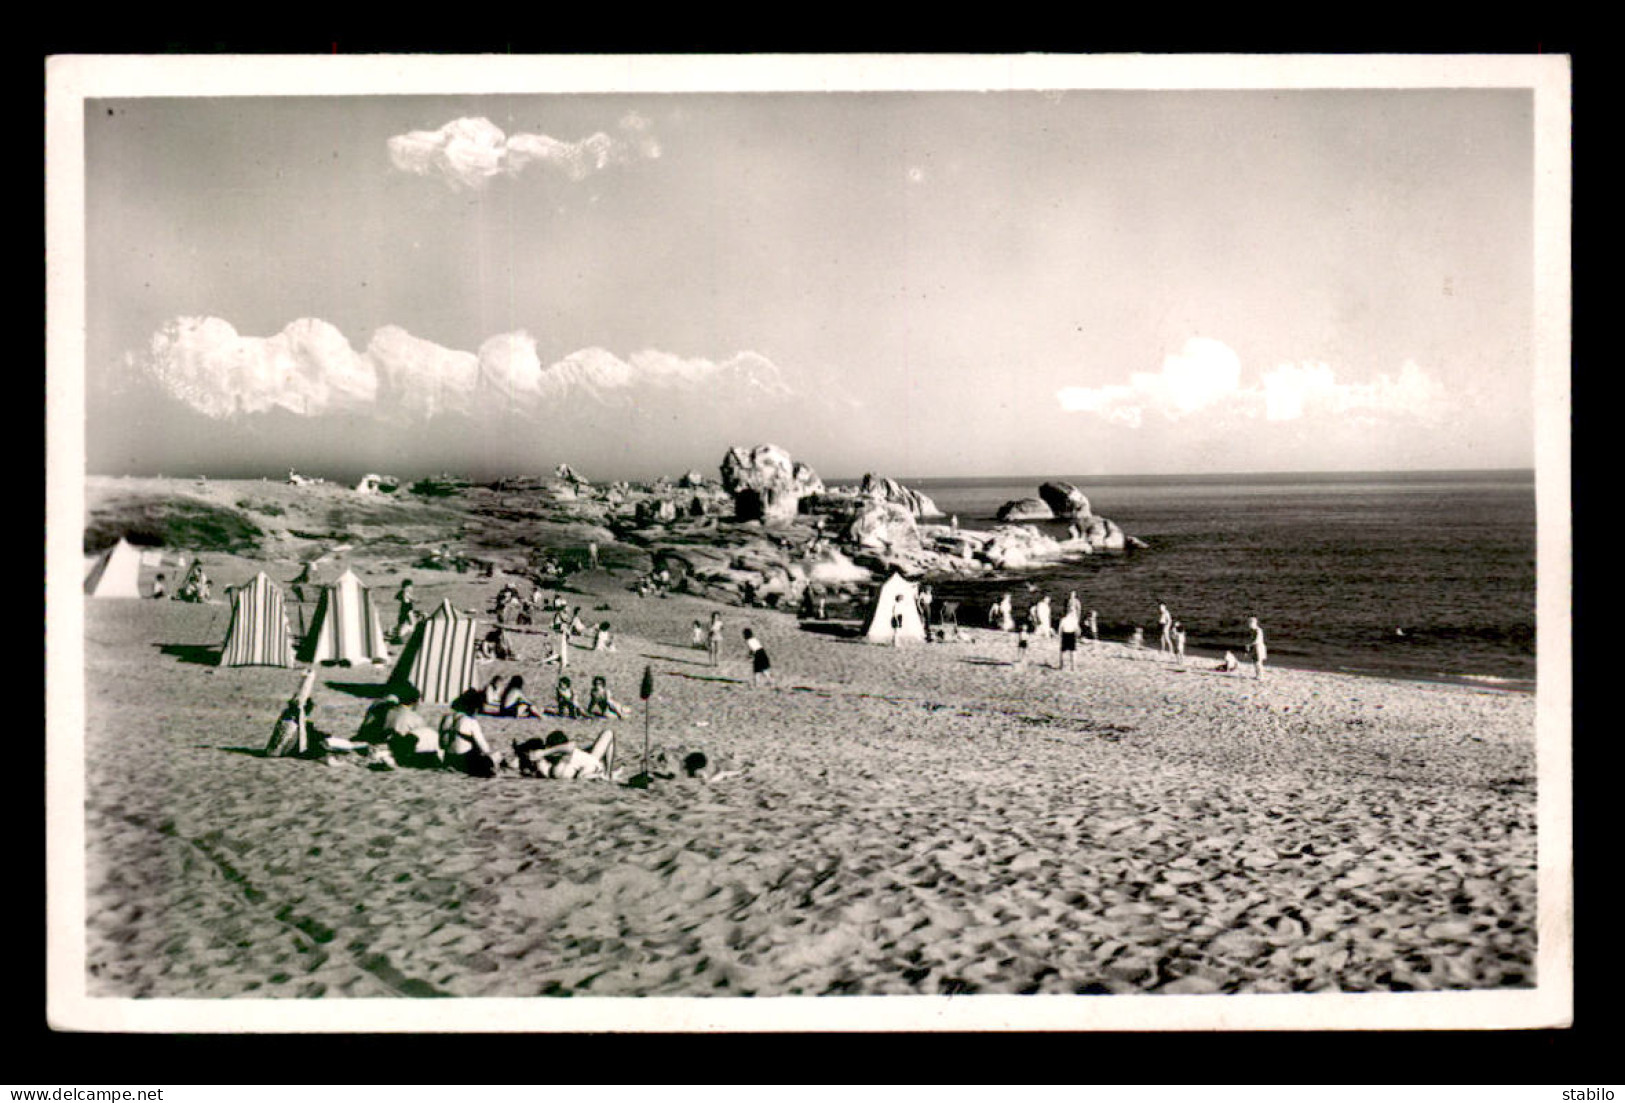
[82,87,1536,482]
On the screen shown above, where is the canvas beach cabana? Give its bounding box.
[300,568,389,665]
[861,571,927,644]
[83,537,144,598]
[390,599,481,704]
[220,572,297,667]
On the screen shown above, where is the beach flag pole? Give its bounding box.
[640,665,655,778]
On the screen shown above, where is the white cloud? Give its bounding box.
[133,317,794,423]
[1058,339,1448,428]
[140,317,377,418]
[1057,337,1242,425]
[388,114,661,190]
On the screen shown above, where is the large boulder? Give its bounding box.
[845,500,921,552]
[980,524,1061,569]
[634,498,680,527]
[720,445,825,523]
[996,497,1054,522]
[1038,482,1092,520]
[858,473,944,519]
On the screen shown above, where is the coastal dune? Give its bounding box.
[82,557,1536,1000]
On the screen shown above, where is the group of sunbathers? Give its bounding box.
[266,682,625,781]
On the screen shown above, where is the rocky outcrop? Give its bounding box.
[845,500,921,552]
[720,445,825,523]
[858,474,944,519]
[981,524,1063,569]
[634,498,679,527]
[354,473,399,495]
[996,497,1054,522]
[1038,482,1092,520]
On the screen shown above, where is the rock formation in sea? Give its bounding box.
[995,497,1055,522]
[1038,481,1091,520]
[857,473,944,519]
[719,444,825,523]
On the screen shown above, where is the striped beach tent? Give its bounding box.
[84,538,143,598]
[390,599,480,704]
[220,572,296,667]
[300,569,389,665]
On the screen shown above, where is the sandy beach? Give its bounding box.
[82,555,1536,1000]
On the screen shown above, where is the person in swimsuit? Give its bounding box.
[743,628,772,686]
[1247,617,1267,679]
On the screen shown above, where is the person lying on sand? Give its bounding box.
[643,748,740,784]
[440,697,497,777]
[586,675,624,719]
[268,697,366,760]
[511,729,616,780]
[366,693,440,769]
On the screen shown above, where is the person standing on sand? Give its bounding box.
[1087,609,1099,651]
[890,594,907,647]
[1016,624,1031,666]
[707,612,724,667]
[1174,622,1187,664]
[999,593,1016,633]
[1057,606,1080,671]
[1158,603,1174,658]
[743,627,773,685]
[1247,617,1267,679]
[587,542,599,570]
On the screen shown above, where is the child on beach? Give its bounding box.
[707,612,724,667]
[1174,623,1187,663]
[586,675,625,719]
[692,620,707,649]
[1218,651,1239,673]
[1016,624,1031,665]
[743,628,772,685]
[1130,626,1145,651]
[152,574,166,600]
[555,675,581,718]
[1247,617,1267,679]
[593,621,616,652]
[1087,610,1099,650]
[890,594,907,647]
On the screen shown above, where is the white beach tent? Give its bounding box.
[390,599,481,705]
[300,568,390,665]
[83,538,144,598]
[219,572,297,667]
[862,571,927,644]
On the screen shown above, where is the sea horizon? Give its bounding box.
[89,464,1538,488]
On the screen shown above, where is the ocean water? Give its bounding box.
[884,471,1537,689]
